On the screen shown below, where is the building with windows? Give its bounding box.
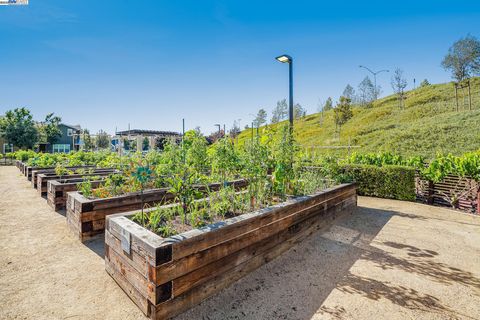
[0,136,17,154]
[38,123,82,153]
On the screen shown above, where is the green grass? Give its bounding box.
[236,77,480,159]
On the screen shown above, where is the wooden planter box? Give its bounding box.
[105,183,357,320]
[36,169,116,195]
[66,179,248,242]
[47,178,106,211]
[22,162,29,176]
[25,166,51,180]
[31,166,101,189]
[16,160,24,171]
[26,165,96,182]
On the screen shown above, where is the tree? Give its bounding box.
[229,120,241,138]
[254,108,267,127]
[342,84,357,103]
[322,97,333,111]
[419,79,430,88]
[142,137,149,151]
[442,35,480,82]
[207,129,225,143]
[0,107,38,149]
[271,99,288,123]
[96,130,110,149]
[333,96,353,135]
[358,76,376,106]
[39,113,62,145]
[391,68,408,109]
[293,103,306,119]
[82,129,95,151]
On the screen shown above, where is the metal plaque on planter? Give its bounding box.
[120,228,131,255]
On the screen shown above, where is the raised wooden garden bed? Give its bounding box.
[16,160,24,172]
[66,179,248,242]
[105,183,357,320]
[25,166,51,180]
[16,161,27,173]
[22,162,29,176]
[26,165,96,182]
[47,178,106,211]
[31,166,100,188]
[36,169,116,195]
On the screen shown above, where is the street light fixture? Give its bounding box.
[359,65,389,100]
[275,54,294,127]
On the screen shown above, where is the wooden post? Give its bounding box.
[427,181,434,205]
[468,80,472,111]
[455,83,459,112]
[477,188,480,214]
[136,135,143,153]
[348,137,351,156]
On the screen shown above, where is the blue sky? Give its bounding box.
[1,1,479,135]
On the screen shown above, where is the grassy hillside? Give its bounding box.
[237,77,480,159]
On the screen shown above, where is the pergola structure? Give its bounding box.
[114,129,182,153]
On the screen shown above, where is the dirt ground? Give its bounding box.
[0,166,479,320]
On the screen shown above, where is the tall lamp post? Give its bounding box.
[359,65,389,100]
[275,54,294,127]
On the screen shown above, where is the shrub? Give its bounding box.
[340,164,416,201]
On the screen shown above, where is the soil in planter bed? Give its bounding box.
[130,194,286,238]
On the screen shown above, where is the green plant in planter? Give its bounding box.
[241,137,272,209]
[165,168,202,224]
[272,124,297,199]
[77,179,93,198]
[186,132,209,175]
[292,168,329,196]
[188,201,210,228]
[209,137,240,185]
[132,205,178,237]
[133,165,154,226]
[55,163,73,179]
[209,186,236,218]
[103,173,127,196]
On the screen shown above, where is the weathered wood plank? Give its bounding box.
[105,249,152,316]
[105,245,157,302]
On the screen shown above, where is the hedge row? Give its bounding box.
[340,164,416,201]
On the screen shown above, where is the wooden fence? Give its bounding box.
[415,174,479,214]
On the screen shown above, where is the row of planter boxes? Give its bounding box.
[14,161,359,319]
[14,161,114,207]
[66,179,249,242]
[37,169,115,195]
[105,182,357,319]
[31,166,98,188]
